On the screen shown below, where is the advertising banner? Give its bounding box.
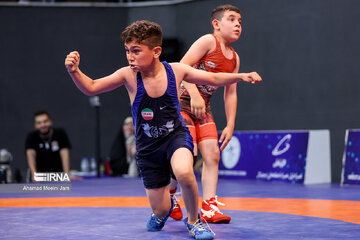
[342,129,360,185]
[219,131,309,183]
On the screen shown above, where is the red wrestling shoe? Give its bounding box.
[201,196,231,223]
[169,187,183,220]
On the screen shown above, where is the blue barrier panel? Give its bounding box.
[219,131,309,183]
[342,129,360,185]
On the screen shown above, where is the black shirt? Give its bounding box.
[25,128,71,172]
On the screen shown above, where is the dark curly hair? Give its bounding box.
[121,20,162,49]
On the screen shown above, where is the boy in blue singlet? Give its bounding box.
[65,20,261,240]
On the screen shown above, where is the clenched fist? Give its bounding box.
[242,72,262,84]
[65,51,80,73]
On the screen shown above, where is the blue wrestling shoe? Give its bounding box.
[183,216,215,240]
[146,198,174,231]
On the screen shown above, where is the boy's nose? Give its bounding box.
[127,53,134,61]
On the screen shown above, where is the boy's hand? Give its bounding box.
[219,126,234,151]
[242,72,262,84]
[190,94,206,119]
[65,51,80,73]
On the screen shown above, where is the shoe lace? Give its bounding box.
[152,213,164,225]
[211,195,225,214]
[171,192,181,209]
[203,195,225,214]
[213,195,225,207]
[194,218,215,236]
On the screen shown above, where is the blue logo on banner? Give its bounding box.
[219,131,309,183]
[342,130,360,185]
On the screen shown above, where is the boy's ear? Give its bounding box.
[212,19,220,31]
[153,46,162,59]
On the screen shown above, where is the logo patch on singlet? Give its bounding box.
[205,61,218,69]
[141,108,154,120]
[142,121,174,138]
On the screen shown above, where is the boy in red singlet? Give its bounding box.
[170,5,246,224]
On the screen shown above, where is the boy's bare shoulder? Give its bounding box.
[115,66,132,74]
[112,66,137,85]
[115,66,135,78]
[198,34,216,44]
[192,34,216,54]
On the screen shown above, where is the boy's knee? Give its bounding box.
[203,148,220,163]
[175,170,194,185]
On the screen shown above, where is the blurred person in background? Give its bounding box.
[25,110,72,182]
[109,116,138,177]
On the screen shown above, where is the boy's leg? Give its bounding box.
[171,147,214,239]
[170,147,198,224]
[198,125,231,224]
[196,112,219,200]
[146,185,172,218]
[145,185,174,231]
[198,139,220,200]
[170,142,198,190]
[169,110,198,220]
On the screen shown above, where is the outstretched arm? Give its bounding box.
[65,51,127,96]
[173,63,262,86]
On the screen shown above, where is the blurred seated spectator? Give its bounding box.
[0,149,13,183]
[109,116,138,177]
[25,110,75,181]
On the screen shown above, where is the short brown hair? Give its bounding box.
[121,20,162,49]
[211,4,241,21]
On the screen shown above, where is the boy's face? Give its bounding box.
[124,40,160,72]
[215,10,242,42]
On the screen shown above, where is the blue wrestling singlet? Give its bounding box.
[131,61,194,189]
